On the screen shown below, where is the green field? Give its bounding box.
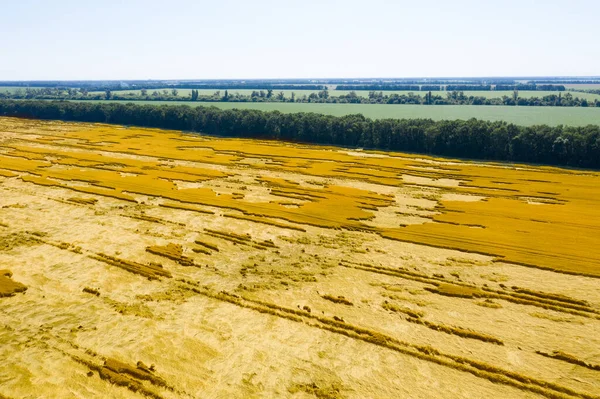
[564,84,600,90]
[0,86,28,93]
[71,100,600,126]
[0,86,50,93]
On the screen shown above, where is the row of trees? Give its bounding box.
[2,89,598,107]
[573,89,600,96]
[325,79,520,85]
[437,91,596,107]
[336,85,421,91]
[0,82,327,91]
[533,80,600,84]
[0,79,519,89]
[1,100,599,169]
[336,84,567,91]
[495,84,566,91]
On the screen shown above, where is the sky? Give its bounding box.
[1,0,598,80]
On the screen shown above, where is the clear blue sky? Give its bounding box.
[1,0,598,80]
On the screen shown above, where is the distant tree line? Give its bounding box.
[336,84,445,91]
[429,91,596,107]
[533,80,600,84]
[420,85,443,91]
[0,79,518,88]
[1,100,599,169]
[329,79,519,85]
[0,80,326,91]
[336,84,566,91]
[495,84,566,91]
[336,85,421,91]
[570,89,600,96]
[2,88,598,107]
[1,78,593,91]
[169,84,327,90]
[446,85,492,91]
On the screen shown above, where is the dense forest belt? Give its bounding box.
[1,100,599,169]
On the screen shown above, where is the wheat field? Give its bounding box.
[0,117,599,399]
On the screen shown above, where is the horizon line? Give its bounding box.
[2,76,600,83]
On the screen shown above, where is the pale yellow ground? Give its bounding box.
[0,118,599,399]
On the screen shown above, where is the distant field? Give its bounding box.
[0,86,50,93]
[74,100,600,126]
[90,88,600,101]
[564,84,600,90]
[0,86,29,93]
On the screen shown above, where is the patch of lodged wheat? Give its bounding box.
[82,287,101,296]
[405,317,504,345]
[428,283,484,298]
[381,301,424,318]
[145,243,195,266]
[288,382,344,399]
[322,295,354,306]
[91,253,172,280]
[67,197,98,205]
[0,270,27,297]
[203,229,277,250]
[71,353,171,399]
[2,117,600,276]
[222,213,306,232]
[535,350,600,371]
[101,358,168,389]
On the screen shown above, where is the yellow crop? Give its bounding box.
[1,117,599,276]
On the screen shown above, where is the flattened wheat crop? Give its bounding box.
[1,116,599,399]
